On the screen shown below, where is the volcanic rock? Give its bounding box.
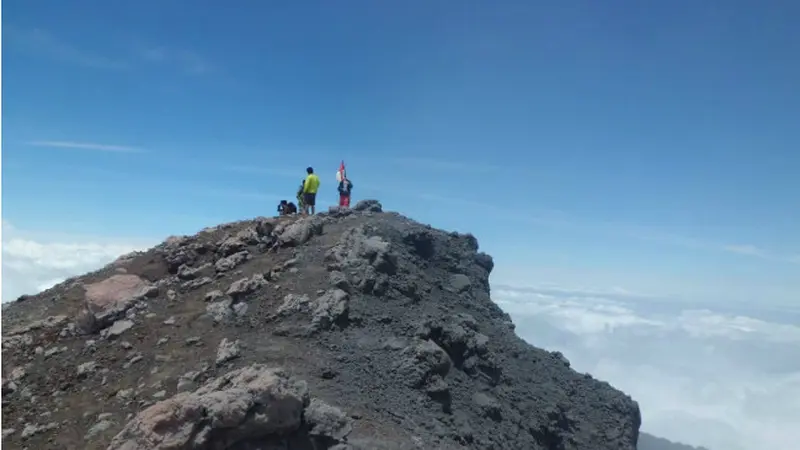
[1,199,641,450]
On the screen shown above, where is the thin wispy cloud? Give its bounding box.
[390,157,503,174]
[415,192,576,227]
[4,27,128,70]
[134,45,213,75]
[493,283,663,303]
[722,245,799,264]
[414,193,800,265]
[625,226,800,264]
[200,188,284,202]
[223,165,299,178]
[721,244,770,258]
[5,26,213,75]
[26,141,145,153]
[413,193,512,214]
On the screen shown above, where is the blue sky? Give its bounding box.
[3,1,799,306]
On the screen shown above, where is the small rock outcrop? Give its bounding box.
[1,200,642,450]
[107,365,351,449]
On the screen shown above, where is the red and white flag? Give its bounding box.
[336,160,346,182]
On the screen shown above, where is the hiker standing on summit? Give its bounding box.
[338,175,353,208]
[301,166,320,215]
[296,179,306,212]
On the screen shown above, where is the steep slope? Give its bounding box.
[2,200,641,450]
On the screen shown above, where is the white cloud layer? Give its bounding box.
[1,222,153,302]
[494,285,800,450]
[26,140,144,153]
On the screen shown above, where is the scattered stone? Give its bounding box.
[217,228,259,256]
[2,333,33,350]
[2,379,18,395]
[397,339,452,389]
[59,322,78,338]
[101,319,134,340]
[20,422,58,439]
[276,293,311,315]
[206,299,233,323]
[283,258,298,268]
[203,290,223,302]
[177,263,213,281]
[6,315,69,336]
[184,337,202,346]
[215,338,241,366]
[305,397,353,440]
[43,346,68,358]
[77,361,98,378]
[152,390,167,399]
[215,250,250,272]
[181,276,213,290]
[85,419,113,440]
[163,317,176,326]
[226,274,267,300]
[9,366,27,381]
[311,289,350,331]
[123,354,144,369]
[232,302,248,317]
[176,371,201,393]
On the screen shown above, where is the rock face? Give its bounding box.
[1,201,642,450]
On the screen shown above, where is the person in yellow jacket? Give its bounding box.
[301,166,321,215]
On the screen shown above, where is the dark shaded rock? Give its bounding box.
[352,199,383,212]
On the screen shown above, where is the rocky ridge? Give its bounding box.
[2,200,641,449]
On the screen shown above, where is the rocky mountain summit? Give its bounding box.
[2,200,642,449]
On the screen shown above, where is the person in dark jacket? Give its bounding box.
[338,176,353,208]
[277,200,297,215]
